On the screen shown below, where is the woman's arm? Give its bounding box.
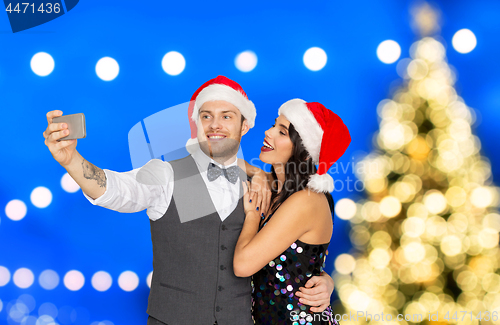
[234,186,335,311]
[233,189,316,277]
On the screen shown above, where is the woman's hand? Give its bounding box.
[234,181,264,277]
[248,169,272,217]
[243,181,260,217]
[237,159,272,216]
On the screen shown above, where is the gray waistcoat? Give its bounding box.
[146,155,253,325]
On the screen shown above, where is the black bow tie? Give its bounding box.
[207,163,240,184]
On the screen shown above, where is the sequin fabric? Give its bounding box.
[252,238,339,325]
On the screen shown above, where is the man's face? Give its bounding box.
[196,100,249,162]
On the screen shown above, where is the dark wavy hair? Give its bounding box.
[261,123,334,226]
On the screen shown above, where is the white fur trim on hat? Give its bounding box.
[185,137,199,154]
[191,84,256,128]
[308,173,334,193]
[278,99,323,164]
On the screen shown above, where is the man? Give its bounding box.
[43,76,334,325]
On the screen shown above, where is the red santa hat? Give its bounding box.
[186,76,256,153]
[278,99,351,193]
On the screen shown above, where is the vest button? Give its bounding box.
[221,245,227,250]
[220,265,226,270]
[216,306,222,312]
[218,285,224,291]
[221,225,227,231]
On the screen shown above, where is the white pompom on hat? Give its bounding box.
[278,99,351,193]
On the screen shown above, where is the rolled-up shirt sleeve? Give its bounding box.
[82,159,174,221]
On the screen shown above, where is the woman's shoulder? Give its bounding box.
[281,190,332,237]
[285,189,329,210]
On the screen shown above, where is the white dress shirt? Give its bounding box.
[83,148,242,222]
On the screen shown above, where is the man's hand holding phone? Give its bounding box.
[43,110,81,167]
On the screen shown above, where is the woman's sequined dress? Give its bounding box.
[252,235,339,325]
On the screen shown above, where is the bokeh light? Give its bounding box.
[39,269,60,290]
[18,294,36,313]
[0,266,11,286]
[13,268,34,289]
[147,271,153,288]
[30,186,52,208]
[22,315,37,324]
[91,271,112,292]
[377,40,402,64]
[118,271,139,292]
[95,57,119,81]
[335,198,357,220]
[334,254,356,274]
[423,191,447,214]
[452,29,477,54]
[235,51,257,72]
[9,302,29,322]
[379,196,401,217]
[5,199,27,221]
[303,47,327,71]
[470,186,493,208]
[63,270,85,291]
[61,173,80,193]
[39,302,58,318]
[36,314,55,325]
[30,52,55,77]
[161,51,186,76]
[90,321,114,325]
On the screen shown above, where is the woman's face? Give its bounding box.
[259,115,294,166]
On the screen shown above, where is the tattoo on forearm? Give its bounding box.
[82,159,107,188]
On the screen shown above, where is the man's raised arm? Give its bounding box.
[43,110,106,200]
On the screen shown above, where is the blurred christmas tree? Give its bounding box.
[333,3,500,325]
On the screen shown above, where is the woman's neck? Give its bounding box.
[273,163,286,193]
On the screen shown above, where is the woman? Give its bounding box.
[234,99,351,325]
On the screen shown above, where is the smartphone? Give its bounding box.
[52,113,86,141]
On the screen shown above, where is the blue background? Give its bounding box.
[1,0,500,324]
